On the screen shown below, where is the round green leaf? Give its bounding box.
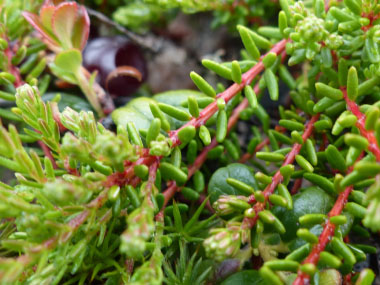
[208,163,258,204]
[42,93,92,112]
[221,270,265,285]
[112,90,208,131]
[54,49,82,74]
[272,186,334,241]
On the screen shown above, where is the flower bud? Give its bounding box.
[203,223,245,261]
[213,195,251,216]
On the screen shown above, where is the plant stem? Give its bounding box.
[239,138,270,163]
[161,83,262,209]
[242,113,320,229]
[292,153,363,285]
[169,39,288,147]
[4,39,23,88]
[342,88,380,161]
[293,89,380,284]
[76,71,105,117]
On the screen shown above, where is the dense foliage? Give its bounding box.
[0,0,380,284]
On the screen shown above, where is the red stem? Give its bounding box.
[239,138,270,163]
[169,39,288,147]
[161,83,261,209]
[38,140,58,169]
[243,113,320,229]
[291,178,303,195]
[292,154,363,285]
[4,41,23,88]
[342,88,380,161]
[293,185,354,285]
[293,89,380,284]
[239,125,286,163]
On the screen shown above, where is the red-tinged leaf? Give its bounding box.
[22,11,59,48]
[71,5,90,50]
[52,2,78,49]
[43,0,65,5]
[40,5,55,33]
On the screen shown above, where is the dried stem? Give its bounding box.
[242,113,320,229]
[86,7,163,52]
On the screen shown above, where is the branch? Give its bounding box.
[169,39,289,148]
[3,39,23,88]
[161,42,288,211]
[86,7,163,52]
[161,83,261,209]
[342,88,380,161]
[242,113,320,229]
[293,152,364,285]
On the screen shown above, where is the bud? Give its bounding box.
[61,133,91,162]
[213,195,251,216]
[42,178,89,206]
[130,251,163,284]
[149,139,171,156]
[203,223,246,261]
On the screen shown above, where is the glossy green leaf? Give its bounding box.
[208,163,258,204]
[272,187,334,241]
[221,270,265,285]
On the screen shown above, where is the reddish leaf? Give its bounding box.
[52,2,78,49]
[40,5,55,33]
[22,11,59,48]
[71,5,90,50]
[43,0,65,6]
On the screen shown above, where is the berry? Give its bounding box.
[83,36,147,97]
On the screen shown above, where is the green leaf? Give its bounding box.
[54,49,82,74]
[51,2,78,49]
[112,97,157,131]
[208,163,258,204]
[42,93,92,112]
[221,270,266,285]
[112,90,208,131]
[272,186,334,241]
